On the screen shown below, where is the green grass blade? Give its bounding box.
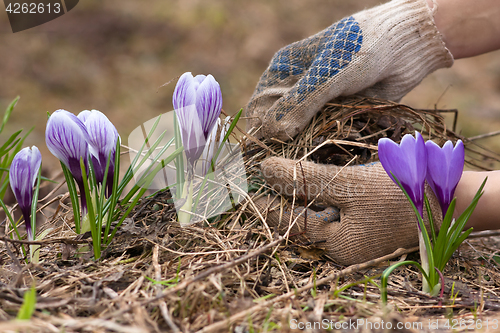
[0,96,19,134]
[16,284,36,320]
[442,228,473,270]
[390,172,436,285]
[443,178,486,258]
[432,198,456,270]
[80,158,100,259]
[107,147,183,245]
[104,139,121,244]
[381,260,429,304]
[0,127,34,199]
[0,198,26,255]
[173,112,184,199]
[192,110,242,213]
[424,194,437,244]
[60,162,81,233]
[119,133,171,202]
[121,134,173,204]
[116,117,163,198]
[30,166,42,241]
[0,130,22,157]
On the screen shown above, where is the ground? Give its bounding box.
[1,1,500,332]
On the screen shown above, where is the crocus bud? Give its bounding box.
[9,146,42,240]
[79,110,119,196]
[46,109,90,182]
[173,72,223,169]
[425,140,464,217]
[46,109,90,211]
[378,131,427,219]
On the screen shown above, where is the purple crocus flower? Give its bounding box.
[173,72,222,170]
[378,132,427,218]
[9,146,42,241]
[425,140,464,217]
[46,109,90,211]
[79,110,119,197]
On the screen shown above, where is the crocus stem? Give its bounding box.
[419,230,430,294]
[106,169,114,198]
[21,208,37,263]
[20,208,33,241]
[76,180,88,215]
[178,167,194,226]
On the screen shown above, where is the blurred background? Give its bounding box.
[0,0,499,171]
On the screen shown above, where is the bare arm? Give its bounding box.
[428,0,500,229]
[427,0,500,59]
[455,171,500,231]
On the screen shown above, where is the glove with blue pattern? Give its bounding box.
[254,157,442,265]
[246,0,453,140]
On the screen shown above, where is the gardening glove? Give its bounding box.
[255,157,442,265]
[246,0,453,140]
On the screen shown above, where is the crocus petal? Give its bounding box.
[82,110,119,195]
[175,104,206,165]
[9,146,42,240]
[173,72,196,111]
[426,139,464,216]
[202,118,221,175]
[46,109,90,183]
[84,111,119,164]
[378,132,427,218]
[77,110,92,123]
[195,74,222,138]
[193,74,206,85]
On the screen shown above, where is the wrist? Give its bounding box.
[424,0,500,59]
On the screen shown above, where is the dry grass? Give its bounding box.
[2,97,500,332]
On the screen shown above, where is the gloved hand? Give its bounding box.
[255,157,442,265]
[246,0,453,140]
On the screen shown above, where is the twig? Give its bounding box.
[152,245,180,333]
[197,246,418,333]
[468,230,500,239]
[467,130,500,142]
[4,241,22,273]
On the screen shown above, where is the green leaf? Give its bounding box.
[16,284,36,320]
[0,130,22,157]
[442,227,473,268]
[61,162,81,233]
[107,147,183,245]
[0,198,26,256]
[120,131,172,203]
[173,112,184,199]
[193,110,242,213]
[0,96,20,134]
[80,158,100,260]
[425,195,437,244]
[432,198,456,270]
[104,138,122,244]
[390,172,436,287]
[28,166,42,263]
[442,178,486,261]
[381,261,430,304]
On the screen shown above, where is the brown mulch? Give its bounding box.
[2,96,500,332]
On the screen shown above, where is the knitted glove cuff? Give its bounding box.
[352,0,454,100]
